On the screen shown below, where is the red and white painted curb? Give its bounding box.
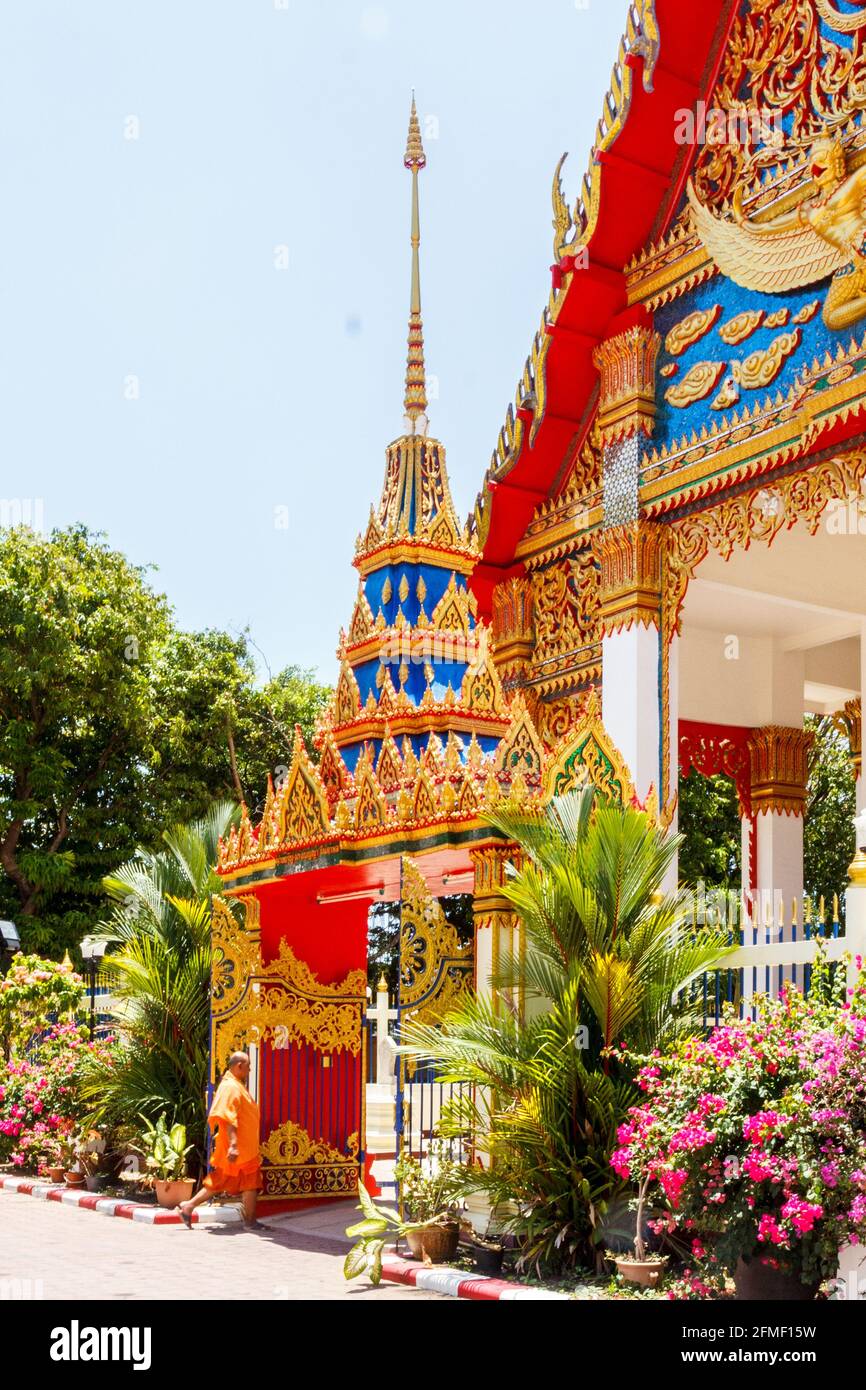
[3,1175,566,1298]
[380,1250,568,1301]
[0,1173,241,1225]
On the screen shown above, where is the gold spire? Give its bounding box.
[403,96,428,433]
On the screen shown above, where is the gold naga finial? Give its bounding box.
[403,95,428,435]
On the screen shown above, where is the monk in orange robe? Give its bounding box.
[179,1052,262,1228]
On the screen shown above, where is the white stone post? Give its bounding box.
[747,725,813,942]
[363,976,398,1192]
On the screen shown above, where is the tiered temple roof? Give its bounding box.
[217,101,586,878]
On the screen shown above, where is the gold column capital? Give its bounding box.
[491,577,535,684]
[595,519,665,636]
[747,725,814,817]
[592,323,660,450]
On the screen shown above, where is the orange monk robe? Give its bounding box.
[204,1070,262,1194]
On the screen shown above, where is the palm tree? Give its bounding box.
[80,802,238,1170]
[401,787,733,1272]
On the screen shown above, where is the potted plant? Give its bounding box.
[76,1127,109,1192]
[343,1182,450,1285]
[608,1174,668,1288]
[135,1115,194,1208]
[59,1133,85,1188]
[394,1144,463,1263]
[41,1136,65,1185]
[611,954,866,1300]
[461,1217,506,1275]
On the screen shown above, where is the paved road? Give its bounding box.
[0,1190,445,1302]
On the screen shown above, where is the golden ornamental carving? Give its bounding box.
[834,697,862,779]
[792,299,821,325]
[376,731,403,791]
[334,662,362,725]
[516,437,602,568]
[691,2,866,213]
[262,940,366,999]
[664,305,722,357]
[535,697,580,749]
[411,767,439,821]
[592,324,660,448]
[663,451,866,636]
[260,1121,359,1170]
[594,520,664,635]
[276,730,331,844]
[494,695,545,779]
[531,552,600,662]
[211,895,260,1017]
[348,585,375,645]
[470,844,518,900]
[214,986,363,1073]
[317,731,350,804]
[688,136,866,332]
[747,725,815,817]
[718,309,765,347]
[664,359,727,409]
[262,1162,359,1199]
[431,574,475,635]
[491,577,535,679]
[734,330,801,392]
[461,646,507,717]
[542,689,637,806]
[359,435,475,569]
[399,858,473,1029]
[353,755,390,832]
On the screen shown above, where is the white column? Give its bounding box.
[602,624,662,805]
[754,813,804,933]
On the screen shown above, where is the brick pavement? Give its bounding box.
[0,1189,445,1301]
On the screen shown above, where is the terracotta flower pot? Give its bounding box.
[615,1255,668,1289]
[734,1257,820,1301]
[46,1166,65,1184]
[154,1178,195,1209]
[405,1220,460,1264]
[64,1171,85,1188]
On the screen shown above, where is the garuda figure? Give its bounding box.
[688,137,866,332]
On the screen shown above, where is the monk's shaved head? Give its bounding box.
[228,1051,250,1068]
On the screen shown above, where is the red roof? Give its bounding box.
[470,0,737,617]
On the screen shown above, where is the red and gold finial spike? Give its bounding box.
[403,96,428,434]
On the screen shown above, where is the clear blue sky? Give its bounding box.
[0,0,627,684]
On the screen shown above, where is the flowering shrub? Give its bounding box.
[0,1023,119,1173]
[612,956,866,1291]
[0,954,84,1061]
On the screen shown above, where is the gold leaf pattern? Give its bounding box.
[733,329,801,391]
[792,299,821,325]
[664,304,722,357]
[664,359,727,408]
[718,309,765,346]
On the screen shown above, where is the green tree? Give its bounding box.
[150,631,330,824]
[677,769,741,888]
[402,789,733,1273]
[79,802,237,1171]
[0,526,170,955]
[805,713,856,907]
[0,526,331,955]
